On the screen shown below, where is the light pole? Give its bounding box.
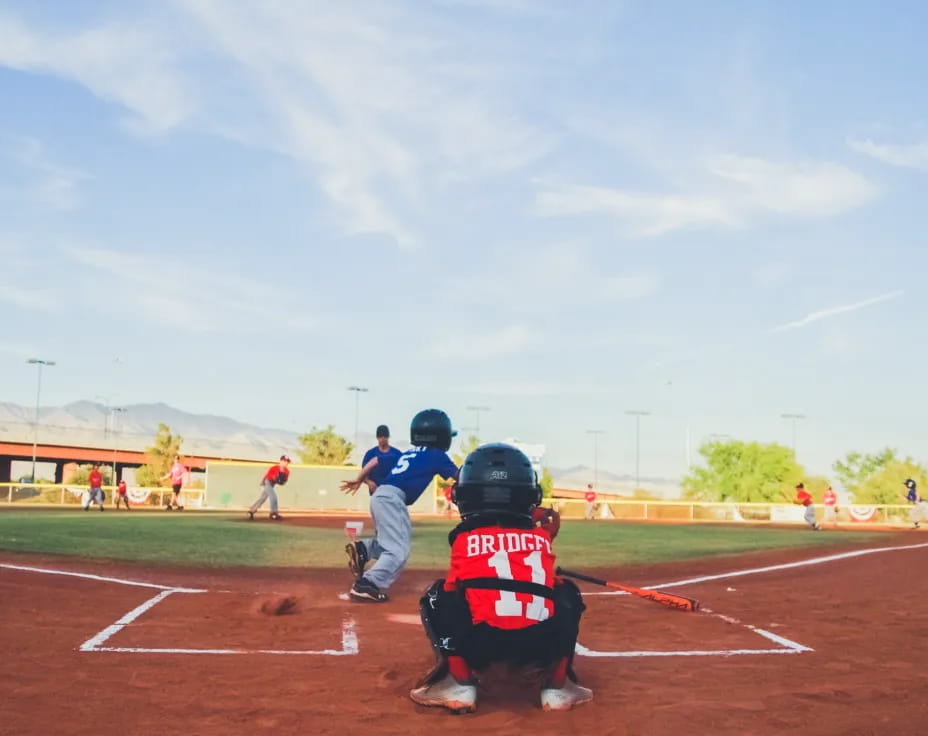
[110,407,126,482]
[586,429,605,490]
[781,413,805,456]
[465,406,491,440]
[347,386,368,449]
[27,358,55,482]
[625,410,651,491]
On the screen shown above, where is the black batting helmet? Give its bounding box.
[410,408,456,451]
[453,443,542,521]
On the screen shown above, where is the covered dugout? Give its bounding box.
[204,460,438,514]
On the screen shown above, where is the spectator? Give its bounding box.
[584,483,597,520]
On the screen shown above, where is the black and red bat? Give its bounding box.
[556,567,700,612]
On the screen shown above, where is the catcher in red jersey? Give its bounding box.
[409,443,591,714]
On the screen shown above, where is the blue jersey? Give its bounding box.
[907,486,921,503]
[362,445,403,486]
[383,446,458,505]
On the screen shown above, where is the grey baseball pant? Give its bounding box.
[359,485,411,591]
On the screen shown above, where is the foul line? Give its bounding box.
[80,590,182,651]
[583,541,928,596]
[0,563,206,593]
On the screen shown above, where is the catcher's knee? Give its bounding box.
[419,579,472,657]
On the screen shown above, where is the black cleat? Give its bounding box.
[345,542,369,577]
[349,577,388,603]
[247,510,255,521]
[269,513,283,521]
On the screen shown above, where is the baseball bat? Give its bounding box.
[556,566,700,612]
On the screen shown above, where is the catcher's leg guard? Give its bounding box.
[417,579,474,686]
[550,578,586,686]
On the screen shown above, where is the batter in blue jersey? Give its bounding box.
[341,409,459,602]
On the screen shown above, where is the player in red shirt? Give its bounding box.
[114,479,131,510]
[823,485,838,527]
[584,483,597,520]
[793,482,820,531]
[247,455,291,521]
[409,443,592,713]
[84,464,105,511]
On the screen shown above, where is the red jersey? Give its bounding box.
[584,490,596,503]
[445,525,556,630]
[264,465,290,485]
[89,470,103,488]
[117,481,128,496]
[823,489,837,507]
[796,488,812,506]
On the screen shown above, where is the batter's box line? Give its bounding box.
[575,606,812,659]
[79,589,359,656]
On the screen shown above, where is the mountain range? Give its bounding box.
[0,401,682,496]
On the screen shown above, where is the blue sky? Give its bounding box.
[1,0,926,482]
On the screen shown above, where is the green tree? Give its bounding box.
[852,459,927,504]
[298,425,353,465]
[682,440,804,502]
[540,467,554,499]
[135,423,184,487]
[832,448,897,497]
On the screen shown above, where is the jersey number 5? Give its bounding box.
[391,452,416,475]
[488,549,549,622]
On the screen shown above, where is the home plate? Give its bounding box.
[387,614,422,625]
[337,593,350,601]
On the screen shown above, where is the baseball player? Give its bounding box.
[84,464,105,511]
[584,483,597,520]
[793,482,820,530]
[903,479,927,529]
[114,479,131,510]
[340,409,459,603]
[161,455,187,511]
[360,424,403,494]
[823,485,838,527]
[247,455,291,521]
[409,443,592,713]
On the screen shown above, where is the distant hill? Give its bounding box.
[0,401,682,493]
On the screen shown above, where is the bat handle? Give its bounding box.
[556,566,607,587]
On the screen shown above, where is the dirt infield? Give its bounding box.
[2,538,927,736]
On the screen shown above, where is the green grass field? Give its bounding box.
[0,508,895,571]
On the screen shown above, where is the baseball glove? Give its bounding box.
[532,506,561,540]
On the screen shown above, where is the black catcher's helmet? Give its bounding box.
[453,443,542,520]
[410,409,457,451]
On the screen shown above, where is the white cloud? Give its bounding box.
[61,245,314,333]
[849,139,928,171]
[428,324,540,360]
[0,285,60,313]
[536,155,877,236]
[5,137,87,210]
[771,290,904,333]
[0,13,195,133]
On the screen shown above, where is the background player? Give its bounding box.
[161,455,187,511]
[409,443,592,713]
[84,464,105,511]
[114,478,130,510]
[247,455,291,521]
[904,479,926,529]
[793,482,820,530]
[340,409,459,603]
[360,424,402,494]
[823,484,838,527]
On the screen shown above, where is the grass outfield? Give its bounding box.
[0,508,894,570]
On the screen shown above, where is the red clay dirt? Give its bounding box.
[2,536,927,736]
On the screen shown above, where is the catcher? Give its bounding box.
[409,443,592,714]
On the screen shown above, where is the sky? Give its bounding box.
[1,0,927,483]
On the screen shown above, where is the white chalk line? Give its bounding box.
[1,561,359,657]
[0,563,205,593]
[582,541,928,597]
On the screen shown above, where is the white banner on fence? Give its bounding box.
[770,505,806,523]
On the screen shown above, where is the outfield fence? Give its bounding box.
[0,482,206,508]
[2,480,916,527]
